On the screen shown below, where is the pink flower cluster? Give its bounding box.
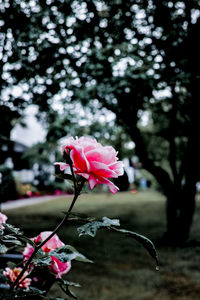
[55,136,124,193]
[3,267,31,289]
[0,212,8,229]
[23,231,71,279]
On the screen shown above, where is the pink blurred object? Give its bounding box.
[54,189,62,195]
[27,190,33,197]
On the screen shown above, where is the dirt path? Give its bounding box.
[1,194,68,211]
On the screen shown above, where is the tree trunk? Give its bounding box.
[165,184,196,244]
[127,125,199,245]
[177,183,196,242]
[165,191,179,242]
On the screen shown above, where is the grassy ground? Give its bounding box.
[4,190,200,300]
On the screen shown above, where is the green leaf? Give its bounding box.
[68,212,96,222]
[28,286,46,295]
[59,279,81,288]
[6,261,16,269]
[0,244,8,254]
[32,249,51,266]
[50,245,93,264]
[2,223,23,235]
[0,283,46,299]
[59,279,79,299]
[77,217,120,237]
[0,272,10,283]
[55,173,73,181]
[102,217,120,227]
[63,174,73,181]
[62,286,77,299]
[57,278,81,299]
[111,227,159,268]
[33,245,93,267]
[5,286,47,299]
[33,254,51,267]
[17,235,35,247]
[77,221,102,237]
[77,216,158,267]
[1,235,22,245]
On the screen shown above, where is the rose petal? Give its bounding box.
[39,231,64,251]
[85,148,116,165]
[99,178,119,194]
[89,161,118,178]
[70,147,90,172]
[54,162,70,171]
[108,161,124,176]
[75,172,90,179]
[50,256,71,278]
[23,243,34,261]
[88,175,98,190]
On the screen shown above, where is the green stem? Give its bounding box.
[10,173,85,290]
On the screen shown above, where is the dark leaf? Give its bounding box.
[63,285,77,299]
[111,227,159,268]
[28,286,46,295]
[59,280,78,299]
[58,278,81,288]
[17,235,35,247]
[0,272,10,283]
[68,212,96,222]
[55,173,73,181]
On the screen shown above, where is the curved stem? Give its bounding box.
[10,176,85,290]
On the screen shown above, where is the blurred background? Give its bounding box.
[0,0,200,298]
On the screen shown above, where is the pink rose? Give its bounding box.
[23,231,71,278]
[35,231,65,252]
[3,267,31,289]
[0,212,8,229]
[50,255,71,279]
[55,136,124,194]
[22,242,34,261]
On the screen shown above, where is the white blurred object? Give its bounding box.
[14,169,34,183]
[123,158,134,183]
[11,105,46,146]
[196,182,200,192]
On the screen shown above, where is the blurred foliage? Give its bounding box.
[0,0,200,242]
